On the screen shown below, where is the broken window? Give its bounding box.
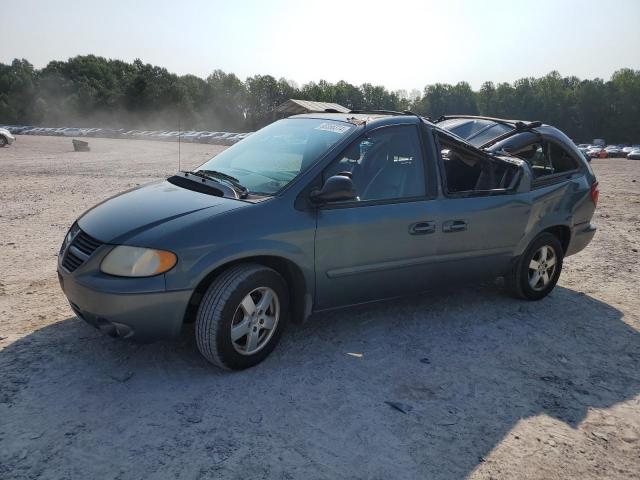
[438,137,520,195]
[509,141,579,179]
[548,142,579,173]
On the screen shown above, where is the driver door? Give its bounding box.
[314,124,443,310]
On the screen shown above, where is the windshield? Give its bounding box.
[196,118,355,195]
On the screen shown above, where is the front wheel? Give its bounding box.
[196,263,289,370]
[0,136,7,147]
[506,232,564,300]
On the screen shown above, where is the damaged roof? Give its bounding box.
[275,99,350,115]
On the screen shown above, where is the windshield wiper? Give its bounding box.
[188,170,249,198]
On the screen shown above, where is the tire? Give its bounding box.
[195,263,289,370]
[0,136,7,147]
[505,232,564,300]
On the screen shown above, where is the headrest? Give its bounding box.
[388,134,415,160]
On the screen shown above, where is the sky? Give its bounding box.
[2,0,639,91]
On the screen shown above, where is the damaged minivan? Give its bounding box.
[58,112,598,369]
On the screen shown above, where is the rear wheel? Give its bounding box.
[506,232,564,300]
[195,263,289,370]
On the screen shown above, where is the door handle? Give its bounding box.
[409,221,436,235]
[443,220,467,233]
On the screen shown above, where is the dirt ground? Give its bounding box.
[0,135,639,479]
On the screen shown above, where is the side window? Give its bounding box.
[439,138,519,195]
[512,141,578,179]
[511,142,552,178]
[323,125,426,202]
[548,142,579,173]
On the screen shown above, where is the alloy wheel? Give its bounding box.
[528,245,557,291]
[230,287,280,355]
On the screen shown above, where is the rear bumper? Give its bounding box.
[566,222,597,257]
[58,270,191,341]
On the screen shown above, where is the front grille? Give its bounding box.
[61,227,103,273]
[73,231,102,256]
[62,250,83,271]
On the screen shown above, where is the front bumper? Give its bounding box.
[58,269,191,341]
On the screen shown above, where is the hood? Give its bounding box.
[78,180,247,243]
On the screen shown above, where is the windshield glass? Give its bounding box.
[196,118,355,195]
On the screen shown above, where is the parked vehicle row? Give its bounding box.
[576,142,640,159]
[0,125,252,146]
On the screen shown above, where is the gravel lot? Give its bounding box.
[1,136,639,479]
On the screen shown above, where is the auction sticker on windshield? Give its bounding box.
[314,123,352,134]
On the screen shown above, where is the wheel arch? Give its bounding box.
[183,255,310,326]
[541,225,571,254]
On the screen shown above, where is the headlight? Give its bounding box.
[100,246,177,277]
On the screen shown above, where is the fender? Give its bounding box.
[514,179,587,256]
[179,238,314,293]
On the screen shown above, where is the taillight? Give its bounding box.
[591,181,599,206]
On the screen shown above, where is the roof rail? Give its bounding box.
[349,109,408,116]
[435,114,527,126]
[479,120,543,149]
[348,109,428,121]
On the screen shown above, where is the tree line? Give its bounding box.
[1,55,638,142]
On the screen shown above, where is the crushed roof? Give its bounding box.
[275,99,350,115]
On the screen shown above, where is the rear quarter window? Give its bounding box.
[510,140,580,181]
[548,142,579,173]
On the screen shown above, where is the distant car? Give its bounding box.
[3,125,26,134]
[201,132,227,143]
[24,127,46,135]
[212,132,238,145]
[627,149,640,160]
[93,128,123,138]
[221,133,245,145]
[146,131,165,140]
[577,145,591,155]
[82,128,102,137]
[622,146,634,154]
[159,131,180,141]
[62,128,83,137]
[587,146,607,158]
[131,131,153,138]
[234,132,253,141]
[179,131,202,142]
[13,126,34,134]
[0,127,16,146]
[604,146,623,158]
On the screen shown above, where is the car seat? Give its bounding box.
[361,135,423,200]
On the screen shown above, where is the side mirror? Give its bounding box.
[309,174,357,204]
